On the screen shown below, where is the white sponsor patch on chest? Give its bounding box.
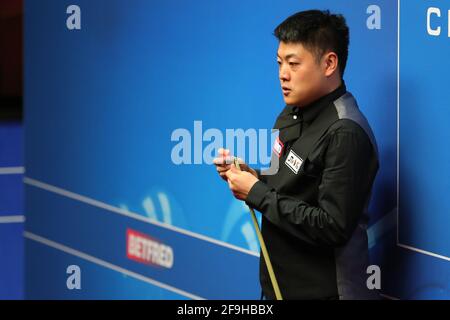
[285,149,303,174]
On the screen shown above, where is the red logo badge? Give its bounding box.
[272,136,284,158]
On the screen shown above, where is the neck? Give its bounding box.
[323,77,342,96]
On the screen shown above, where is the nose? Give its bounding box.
[279,63,290,82]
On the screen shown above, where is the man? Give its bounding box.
[214,10,379,300]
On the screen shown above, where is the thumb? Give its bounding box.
[224,168,233,180]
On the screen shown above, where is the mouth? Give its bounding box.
[282,86,291,96]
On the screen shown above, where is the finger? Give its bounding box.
[218,148,230,157]
[230,164,240,172]
[213,157,225,165]
[213,156,233,166]
[217,156,234,165]
[217,168,231,176]
[227,178,233,190]
[225,156,234,164]
[217,166,230,173]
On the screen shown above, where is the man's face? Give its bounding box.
[277,41,327,107]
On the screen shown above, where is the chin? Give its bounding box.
[284,97,299,106]
[283,92,302,105]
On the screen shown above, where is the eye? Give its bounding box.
[277,60,282,65]
[289,62,300,67]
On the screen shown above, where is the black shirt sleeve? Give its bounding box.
[254,168,267,184]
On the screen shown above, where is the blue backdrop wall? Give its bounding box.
[0,122,24,299]
[23,0,450,299]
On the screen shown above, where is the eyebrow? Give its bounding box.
[277,53,299,60]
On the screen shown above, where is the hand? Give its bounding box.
[213,148,258,181]
[224,164,259,201]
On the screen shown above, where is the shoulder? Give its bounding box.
[328,118,369,138]
[324,119,377,163]
[328,92,378,149]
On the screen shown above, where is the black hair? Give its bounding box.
[274,10,349,77]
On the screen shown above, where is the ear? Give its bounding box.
[323,52,339,77]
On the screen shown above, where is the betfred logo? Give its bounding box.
[126,228,174,269]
